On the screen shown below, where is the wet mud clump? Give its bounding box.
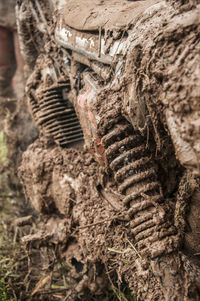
[19,139,163,300]
[19,137,200,300]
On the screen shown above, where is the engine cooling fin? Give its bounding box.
[98,107,179,258]
[31,79,84,147]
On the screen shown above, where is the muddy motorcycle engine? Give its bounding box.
[17,0,181,260]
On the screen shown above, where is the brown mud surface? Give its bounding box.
[63,0,160,31]
[16,0,200,300]
[19,138,200,300]
[0,187,132,301]
[19,139,162,300]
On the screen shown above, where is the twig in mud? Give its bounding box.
[127,239,142,259]
[99,188,124,211]
[13,227,19,244]
[24,267,32,294]
[64,289,76,301]
[75,213,127,232]
[7,279,17,301]
[104,261,129,301]
[52,294,64,299]
[14,215,33,227]
[31,274,52,296]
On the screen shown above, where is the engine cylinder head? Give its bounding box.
[29,79,84,147]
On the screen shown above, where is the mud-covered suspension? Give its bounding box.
[98,107,179,258]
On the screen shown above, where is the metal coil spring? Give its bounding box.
[99,109,178,257]
[37,81,83,147]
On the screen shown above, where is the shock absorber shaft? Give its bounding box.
[98,106,179,258]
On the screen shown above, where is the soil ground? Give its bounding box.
[0,188,136,300]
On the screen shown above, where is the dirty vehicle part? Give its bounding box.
[98,107,178,258]
[16,0,47,69]
[38,86,83,147]
[16,0,200,300]
[27,72,84,147]
[18,0,84,148]
[75,74,179,258]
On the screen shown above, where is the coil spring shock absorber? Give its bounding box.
[29,79,84,147]
[98,107,179,258]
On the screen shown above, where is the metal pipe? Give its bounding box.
[55,33,113,65]
[72,52,111,81]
